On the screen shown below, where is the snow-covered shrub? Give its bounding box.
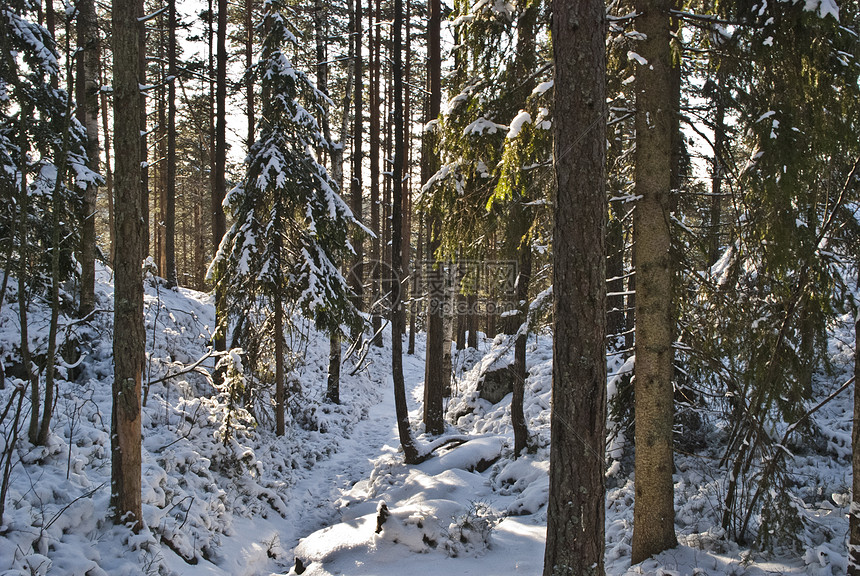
[442,500,501,557]
[211,348,255,444]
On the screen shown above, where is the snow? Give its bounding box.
[506,110,531,139]
[627,51,648,66]
[531,80,554,96]
[1,263,858,576]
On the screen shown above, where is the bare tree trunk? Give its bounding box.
[112,0,145,529]
[76,0,100,316]
[138,0,149,261]
[39,26,78,445]
[100,69,115,266]
[368,0,382,345]
[543,0,607,571]
[850,274,860,575]
[212,0,228,351]
[631,0,678,563]
[164,0,178,288]
[16,106,39,445]
[274,282,286,436]
[422,0,444,436]
[349,0,365,314]
[245,0,255,151]
[391,0,419,464]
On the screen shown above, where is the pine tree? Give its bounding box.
[211,0,361,435]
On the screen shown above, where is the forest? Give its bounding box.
[0,0,859,574]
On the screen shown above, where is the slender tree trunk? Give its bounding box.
[165,0,178,287]
[112,0,145,529]
[100,70,115,266]
[708,76,725,267]
[349,0,365,313]
[138,0,149,261]
[76,0,100,316]
[391,0,419,464]
[39,31,77,445]
[422,0,444,435]
[212,0,228,351]
[543,0,607,571]
[402,0,413,346]
[274,284,286,436]
[245,0,255,150]
[17,106,39,445]
[850,276,860,575]
[631,0,678,563]
[369,0,383,345]
[327,333,341,404]
[512,239,532,456]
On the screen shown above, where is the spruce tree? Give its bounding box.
[211,0,361,435]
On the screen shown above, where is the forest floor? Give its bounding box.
[0,264,855,575]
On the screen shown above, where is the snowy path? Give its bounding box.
[275,341,429,565]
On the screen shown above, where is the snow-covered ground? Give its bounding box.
[0,265,855,575]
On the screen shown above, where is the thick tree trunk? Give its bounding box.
[543,0,607,572]
[76,0,100,316]
[631,0,678,564]
[422,0,444,436]
[112,0,145,529]
[391,0,419,464]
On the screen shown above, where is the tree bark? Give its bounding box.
[76,0,100,316]
[422,0,444,435]
[349,0,365,313]
[543,0,607,572]
[369,0,382,344]
[112,0,145,529]
[391,0,419,464]
[631,0,678,563]
[212,0,228,351]
[138,0,149,261]
[850,282,860,575]
[165,0,178,288]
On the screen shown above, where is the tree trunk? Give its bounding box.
[212,0,228,351]
[76,0,100,316]
[327,333,341,404]
[369,0,382,344]
[543,0,607,571]
[512,239,532,456]
[391,0,419,464]
[349,0,365,314]
[245,0,255,151]
[164,0,178,288]
[138,0,149,261]
[422,0,444,436]
[274,283,286,436]
[112,0,145,529]
[17,106,39,445]
[850,281,860,575]
[100,68,115,266]
[630,0,678,563]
